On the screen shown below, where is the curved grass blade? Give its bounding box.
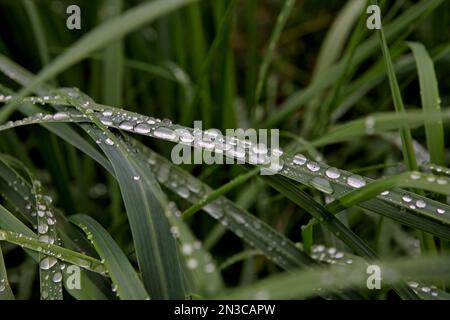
[70,214,149,300]
[166,202,224,298]
[0,246,14,300]
[0,0,198,121]
[32,179,63,300]
[407,42,445,166]
[61,90,185,299]
[220,254,450,300]
[1,97,449,241]
[327,171,450,213]
[254,0,296,108]
[0,227,107,275]
[0,156,110,299]
[309,244,450,300]
[262,174,417,299]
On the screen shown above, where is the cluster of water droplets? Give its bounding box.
[136,147,312,271]
[311,245,353,266]
[407,281,440,298]
[0,278,7,294]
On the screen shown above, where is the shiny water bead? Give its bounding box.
[437,208,445,215]
[306,161,320,172]
[133,123,151,134]
[381,190,390,196]
[271,147,284,157]
[346,175,366,188]
[119,121,134,131]
[40,257,57,270]
[415,200,427,208]
[292,154,307,165]
[252,143,268,155]
[105,138,114,146]
[325,167,341,179]
[310,177,333,194]
[402,194,412,203]
[53,112,70,121]
[52,272,63,283]
[154,127,177,141]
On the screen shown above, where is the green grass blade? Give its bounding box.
[254,0,295,111]
[262,174,417,299]
[0,246,14,300]
[220,254,450,300]
[407,42,445,166]
[0,0,198,121]
[70,214,149,300]
[372,0,416,171]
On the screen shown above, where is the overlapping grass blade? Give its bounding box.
[70,214,149,300]
[0,246,14,300]
[407,42,445,166]
[0,0,198,121]
[220,254,450,300]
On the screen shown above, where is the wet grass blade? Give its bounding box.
[254,0,296,112]
[407,42,445,166]
[70,214,149,300]
[0,0,198,121]
[0,246,14,300]
[262,174,417,299]
[221,254,450,300]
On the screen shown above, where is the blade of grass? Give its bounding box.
[407,42,445,166]
[0,246,14,300]
[70,214,149,300]
[0,0,198,121]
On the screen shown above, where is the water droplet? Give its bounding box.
[105,138,114,146]
[119,121,134,131]
[204,263,215,273]
[325,167,341,179]
[346,175,366,188]
[415,200,426,208]
[306,161,320,172]
[310,177,333,194]
[182,244,193,255]
[40,257,57,270]
[52,272,62,283]
[410,172,421,180]
[53,112,70,121]
[437,208,445,215]
[38,223,48,234]
[292,154,307,165]
[133,175,140,181]
[154,127,177,141]
[134,123,151,134]
[402,194,412,203]
[381,190,390,196]
[187,258,198,270]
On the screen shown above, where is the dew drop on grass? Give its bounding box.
[310,177,333,194]
[40,257,57,270]
[325,167,341,179]
[306,161,320,172]
[402,194,412,203]
[99,117,113,126]
[415,200,427,208]
[38,223,48,234]
[381,190,390,196]
[292,154,307,165]
[52,272,63,283]
[204,263,215,273]
[182,244,193,255]
[119,121,134,131]
[53,112,70,121]
[346,175,366,188]
[133,123,151,134]
[187,258,198,270]
[0,284,5,293]
[133,175,140,181]
[437,208,445,215]
[154,127,177,141]
[105,138,114,146]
